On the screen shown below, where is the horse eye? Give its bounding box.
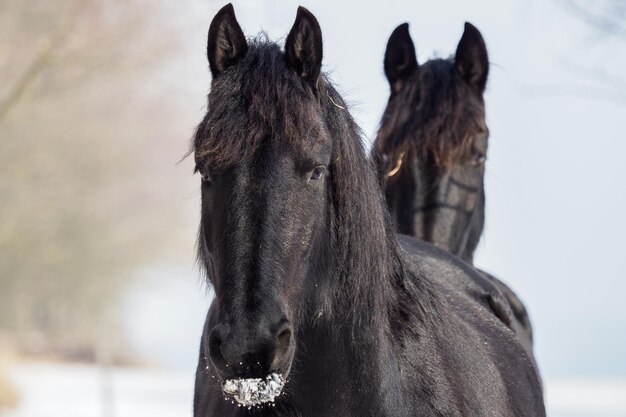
[309,166,326,181]
[472,154,487,166]
[201,172,212,184]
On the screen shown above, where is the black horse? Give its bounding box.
[372,23,534,355]
[193,5,545,416]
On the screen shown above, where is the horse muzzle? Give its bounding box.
[206,319,294,380]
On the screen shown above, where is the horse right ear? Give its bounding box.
[207,3,248,78]
[285,6,323,89]
[455,22,489,94]
[384,23,418,93]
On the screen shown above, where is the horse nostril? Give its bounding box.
[277,328,292,351]
[272,324,293,369]
[208,325,228,374]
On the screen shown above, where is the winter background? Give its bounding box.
[0,0,625,416]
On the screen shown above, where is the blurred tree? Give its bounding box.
[0,371,18,409]
[556,0,626,39]
[554,0,626,103]
[0,0,197,361]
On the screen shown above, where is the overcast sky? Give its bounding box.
[129,0,626,377]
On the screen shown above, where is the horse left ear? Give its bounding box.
[285,6,323,88]
[455,22,489,94]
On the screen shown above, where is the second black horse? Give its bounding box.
[372,22,535,355]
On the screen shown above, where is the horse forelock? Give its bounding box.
[193,39,325,173]
[375,58,486,169]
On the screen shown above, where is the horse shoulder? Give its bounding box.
[396,235,545,416]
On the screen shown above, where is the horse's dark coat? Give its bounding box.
[192,5,545,416]
[372,22,535,355]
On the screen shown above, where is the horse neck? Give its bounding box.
[287,222,441,416]
[289,265,399,414]
[285,190,408,412]
[300,201,399,333]
[286,318,396,414]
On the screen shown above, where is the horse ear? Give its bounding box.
[455,22,489,94]
[285,6,323,88]
[384,23,418,93]
[207,3,248,78]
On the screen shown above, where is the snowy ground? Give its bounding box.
[4,363,193,417]
[4,362,626,417]
[6,271,621,416]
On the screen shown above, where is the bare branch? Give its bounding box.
[554,0,626,39]
[0,3,83,124]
